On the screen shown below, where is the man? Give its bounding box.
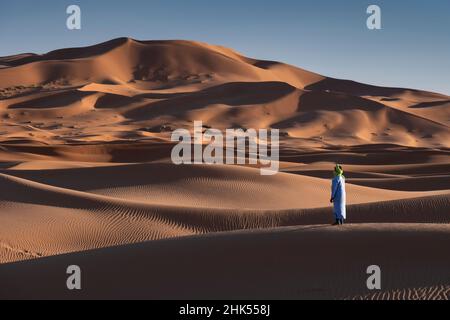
[330,164,346,225]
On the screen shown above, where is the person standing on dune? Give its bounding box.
[330,164,346,225]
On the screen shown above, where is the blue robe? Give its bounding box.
[331,176,346,220]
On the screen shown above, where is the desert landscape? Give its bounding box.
[0,38,449,299]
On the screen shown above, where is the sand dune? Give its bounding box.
[0,163,448,266]
[4,162,447,209]
[1,38,449,147]
[1,224,449,300]
[0,38,324,89]
[0,38,449,299]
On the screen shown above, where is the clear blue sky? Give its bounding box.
[1,0,449,95]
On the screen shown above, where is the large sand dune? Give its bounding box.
[1,38,448,147]
[1,224,450,300]
[0,38,449,299]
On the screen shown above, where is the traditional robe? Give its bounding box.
[331,175,346,220]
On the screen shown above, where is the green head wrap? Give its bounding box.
[334,164,344,177]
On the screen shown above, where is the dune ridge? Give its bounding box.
[1,38,449,148]
[0,163,448,266]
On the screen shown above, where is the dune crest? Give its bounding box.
[1,38,448,147]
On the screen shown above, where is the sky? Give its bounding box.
[0,0,449,95]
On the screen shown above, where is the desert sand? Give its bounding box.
[0,38,449,299]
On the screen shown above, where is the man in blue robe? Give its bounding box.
[330,164,346,225]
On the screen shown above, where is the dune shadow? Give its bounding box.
[8,90,94,109]
[124,81,296,120]
[409,100,450,109]
[305,78,418,97]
